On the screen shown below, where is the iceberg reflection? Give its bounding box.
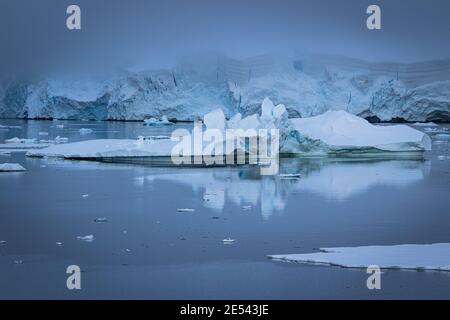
[137,159,430,219]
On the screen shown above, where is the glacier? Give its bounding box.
[1,54,449,122]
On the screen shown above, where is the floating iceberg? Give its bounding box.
[79,128,93,134]
[26,98,431,162]
[0,163,26,172]
[269,243,450,272]
[283,110,431,156]
[76,235,94,242]
[143,115,173,126]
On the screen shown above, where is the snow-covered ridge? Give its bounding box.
[1,54,449,122]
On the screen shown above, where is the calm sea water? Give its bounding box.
[0,119,450,299]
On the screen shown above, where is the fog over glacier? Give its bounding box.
[1,0,449,121]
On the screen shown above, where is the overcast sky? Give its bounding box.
[2,0,450,77]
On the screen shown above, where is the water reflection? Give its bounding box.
[137,158,430,219]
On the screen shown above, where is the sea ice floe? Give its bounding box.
[143,115,173,126]
[76,235,94,242]
[0,163,26,172]
[412,122,438,127]
[269,243,450,271]
[223,238,235,245]
[79,128,93,134]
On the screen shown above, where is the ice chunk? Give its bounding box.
[226,113,242,129]
[223,238,235,245]
[412,122,438,127]
[39,132,49,136]
[79,128,93,134]
[94,218,108,223]
[286,110,431,155]
[0,240,6,246]
[261,97,275,118]
[177,208,195,212]
[5,137,37,144]
[203,108,226,131]
[143,115,173,126]
[0,163,26,172]
[269,243,450,271]
[76,235,94,242]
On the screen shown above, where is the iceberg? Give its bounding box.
[0,163,26,172]
[283,110,431,156]
[269,243,450,272]
[143,115,173,126]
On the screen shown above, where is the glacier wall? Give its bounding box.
[1,54,449,122]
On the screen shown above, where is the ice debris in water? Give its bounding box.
[56,124,64,129]
[0,240,6,246]
[39,132,49,136]
[437,155,450,161]
[0,163,26,172]
[177,208,196,212]
[76,235,94,242]
[79,128,93,134]
[56,242,63,246]
[143,115,173,126]
[242,205,252,210]
[82,194,89,198]
[223,238,235,245]
[5,137,37,144]
[94,218,108,223]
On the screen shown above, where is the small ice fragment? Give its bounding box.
[177,208,195,212]
[122,230,128,235]
[39,132,49,136]
[76,235,94,242]
[279,173,302,179]
[0,240,6,246]
[82,194,89,198]
[56,124,64,129]
[242,205,252,210]
[56,242,63,246]
[223,238,235,245]
[438,155,446,161]
[14,260,23,265]
[94,217,108,223]
[79,128,93,134]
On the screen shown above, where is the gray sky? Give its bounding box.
[2,0,450,77]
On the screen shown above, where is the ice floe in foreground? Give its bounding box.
[0,163,26,172]
[269,243,450,271]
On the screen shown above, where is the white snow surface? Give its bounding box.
[269,243,450,271]
[287,110,431,154]
[0,163,26,171]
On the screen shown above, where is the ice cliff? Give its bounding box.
[1,54,449,122]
